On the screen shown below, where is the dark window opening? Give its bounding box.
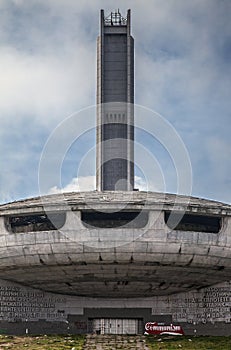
[164,211,221,233]
[7,212,66,233]
[81,210,148,228]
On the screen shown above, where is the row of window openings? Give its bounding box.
[5,211,222,234]
[105,113,126,122]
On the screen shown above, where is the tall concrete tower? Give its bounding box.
[96,9,134,191]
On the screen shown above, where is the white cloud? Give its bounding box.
[0,46,95,126]
[49,176,95,194]
[49,175,161,194]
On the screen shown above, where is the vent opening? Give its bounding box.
[81,210,148,228]
[7,212,66,233]
[164,211,221,233]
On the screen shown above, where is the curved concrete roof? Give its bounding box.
[0,191,230,298]
[1,191,231,213]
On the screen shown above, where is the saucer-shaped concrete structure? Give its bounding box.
[0,191,230,298]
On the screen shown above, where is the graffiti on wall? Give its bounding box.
[152,282,231,323]
[0,283,66,322]
[0,279,231,324]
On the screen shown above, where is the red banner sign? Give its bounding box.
[145,322,184,336]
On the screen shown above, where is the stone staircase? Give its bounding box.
[83,334,150,350]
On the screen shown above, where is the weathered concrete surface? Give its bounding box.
[0,191,231,298]
[83,335,150,350]
[0,278,230,335]
[96,9,134,191]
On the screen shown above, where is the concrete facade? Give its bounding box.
[96,10,134,191]
[0,192,231,299]
[0,190,231,336]
[0,278,230,335]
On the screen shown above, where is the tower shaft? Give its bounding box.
[96,9,134,191]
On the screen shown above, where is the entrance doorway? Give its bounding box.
[92,318,139,334]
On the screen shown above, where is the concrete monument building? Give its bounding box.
[0,10,231,336]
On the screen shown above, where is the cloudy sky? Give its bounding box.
[0,0,230,204]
